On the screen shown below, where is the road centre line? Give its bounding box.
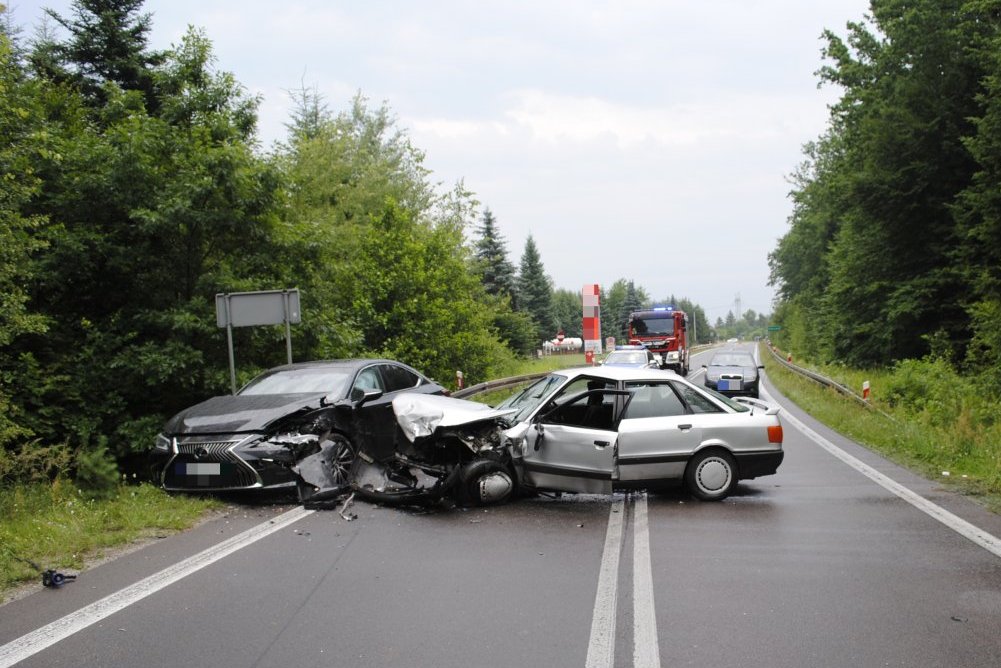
[773,396,1001,560]
[585,496,625,668]
[633,493,661,668]
[0,506,314,668]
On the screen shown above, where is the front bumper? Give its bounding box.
[152,434,297,491]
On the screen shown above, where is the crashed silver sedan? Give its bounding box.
[368,365,784,505]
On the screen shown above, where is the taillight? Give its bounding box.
[767,424,783,444]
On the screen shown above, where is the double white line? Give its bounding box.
[586,492,661,668]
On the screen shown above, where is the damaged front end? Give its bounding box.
[346,393,518,507]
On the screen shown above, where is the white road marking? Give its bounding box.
[633,493,661,668]
[585,496,625,668]
[768,387,1001,560]
[0,506,313,668]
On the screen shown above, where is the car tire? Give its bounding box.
[685,449,737,501]
[456,459,516,507]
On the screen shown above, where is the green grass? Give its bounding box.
[762,346,1001,512]
[1,481,219,599]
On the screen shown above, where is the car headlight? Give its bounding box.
[155,434,173,452]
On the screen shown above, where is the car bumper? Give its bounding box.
[151,434,298,491]
[734,450,783,479]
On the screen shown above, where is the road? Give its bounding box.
[2,345,1001,667]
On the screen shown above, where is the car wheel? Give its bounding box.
[685,449,737,501]
[456,459,515,507]
[296,434,356,503]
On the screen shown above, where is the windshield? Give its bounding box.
[709,353,756,367]
[605,352,647,364]
[631,316,674,336]
[239,367,354,396]
[494,373,567,424]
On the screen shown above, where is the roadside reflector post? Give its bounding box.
[862,380,871,400]
[456,370,464,389]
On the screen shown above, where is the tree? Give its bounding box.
[618,281,644,340]
[516,235,555,344]
[36,0,164,110]
[551,288,583,339]
[0,25,50,448]
[473,208,517,303]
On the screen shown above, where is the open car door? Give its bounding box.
[520,389,628,494]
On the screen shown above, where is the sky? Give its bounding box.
[9,0,873,324]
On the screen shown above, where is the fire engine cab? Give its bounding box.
[627,306,689,375]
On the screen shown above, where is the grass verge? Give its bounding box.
[1,481,220,601]
[762,347,1001,513]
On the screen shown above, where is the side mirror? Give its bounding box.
[349,387,384,407]
[757,365,765,370]
[701,364,707,369]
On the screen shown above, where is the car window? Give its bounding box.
[671,382,723,414]
[353,366,385,393]
[239,368,353,396]
[552,376,616,406]
[543,391,617,430]
[381,363,420,392]
[622,381,686,418]
[494,374,567,423]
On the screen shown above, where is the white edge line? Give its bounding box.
[778,405,1001,559]
[0,506,314,668]
[633,492,661,668]
[585,496,625,668]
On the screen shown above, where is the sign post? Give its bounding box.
[216,289,302,394]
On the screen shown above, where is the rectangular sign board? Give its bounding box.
[216,290,301,328]
[767,325,782,331]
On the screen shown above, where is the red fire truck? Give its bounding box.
[627,306,689,375]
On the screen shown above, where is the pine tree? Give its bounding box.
[473,208,517,303]
[38,0,164,109]
[517,235,555,344]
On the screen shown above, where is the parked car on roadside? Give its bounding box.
[150,359,446,492]
[702,351,763,398]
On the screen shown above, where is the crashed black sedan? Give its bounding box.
[151,359,446,493]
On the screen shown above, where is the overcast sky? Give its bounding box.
[11,0,872,323]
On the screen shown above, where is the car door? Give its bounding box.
[520,388,624,494]
[616,380,704,483]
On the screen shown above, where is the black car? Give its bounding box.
[702,351,763,398]
[151,359,446,492]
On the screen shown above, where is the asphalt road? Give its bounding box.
[2,345,1001,667]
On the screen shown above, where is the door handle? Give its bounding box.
[678,424,692,430]
[594,440,610,447]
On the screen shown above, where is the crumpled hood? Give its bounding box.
[163,393,327,435]
[393,393,516,442]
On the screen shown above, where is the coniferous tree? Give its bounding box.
[37,0,164,110]
[517,235,555,344]
[473,208,517,304]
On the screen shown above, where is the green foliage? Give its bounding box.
[473,208,517,302]
[770,0,997,366]
[551,288,583,339]
[73,442,119,499]
[516,235,555,344]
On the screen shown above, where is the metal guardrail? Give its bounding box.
[763,344,897,422]
[452,372,549,399]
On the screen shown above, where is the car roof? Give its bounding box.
[260,359,415,373]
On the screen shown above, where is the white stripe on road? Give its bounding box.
[633,493,661,668]
[0,506,314,668]
[775,399,1001,559]
[585,496,625,668]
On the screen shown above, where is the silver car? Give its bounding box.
[496,366,783,501]
[702,351,764,398]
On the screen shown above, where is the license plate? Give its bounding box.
[180,462,221,476]
[719,380,740,391]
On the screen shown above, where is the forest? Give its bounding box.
[768,0,1001,383]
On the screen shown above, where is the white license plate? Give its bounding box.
[184,463,221,476]
[719,380,741,391]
